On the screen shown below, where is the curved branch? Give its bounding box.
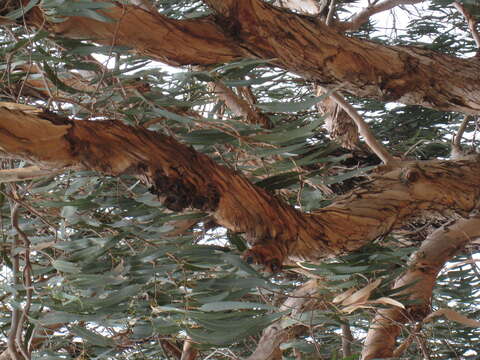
[451,115,472,159]
[361,215,480,360]
[453,1,480,50]
[339,0,424,32]
[2,106,480,271]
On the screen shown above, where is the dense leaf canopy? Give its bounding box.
[0,0,479,359]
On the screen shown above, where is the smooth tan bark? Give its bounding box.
[2,106,480,271]
[247,280,324,360]
[8,0,480,114]
[361,215,480,360]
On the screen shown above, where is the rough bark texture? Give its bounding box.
[11,0,480,114]
[361,215,480,360]
[2,106,480,271]
[24,2,243,66]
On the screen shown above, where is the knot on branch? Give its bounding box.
[402,167,421,183]
[149,168,219,212]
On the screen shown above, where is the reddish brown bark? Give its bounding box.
[2,106,480,271]
[5,0,478,114]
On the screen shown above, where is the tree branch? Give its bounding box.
[329,91,394,164]
[315,86,361,150]
[2,106,480,271]
[180,338,198,360]
[247,279,324,360]
[9,0,480,114]
[453,1,480,50]
[451,115,472,159]
[341,322,353,357]
[361,215,480,360]
[7,201,22,360]
[339,0,424,32]
[0,166,65,183]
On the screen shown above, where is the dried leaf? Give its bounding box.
[425,308,480,327]
[370,297,405,309]
[341,304,375,314]
[341,278,382,306]
[332,288,356,304]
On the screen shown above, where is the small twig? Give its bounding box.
[180,337,198,360]
[392,322,421,358]
[392,333,414,358]
[0,165,65,183]
[453,1,480,49]
[14,213,33,359]
[326,0,337,26]
[7,200,22,360]
[329,91,395,164]
[415,331,431,360]
[451,115,471,159]
[339,0,423,32]
[341,322,354,357]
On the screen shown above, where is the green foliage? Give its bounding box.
[0,0,479,359]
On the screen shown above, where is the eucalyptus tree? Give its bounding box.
[0,0,479,359]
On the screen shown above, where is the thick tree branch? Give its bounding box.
[9,0,480,114]
[361,215,480,360]
[2,106,480,270]
[23,2,243,67]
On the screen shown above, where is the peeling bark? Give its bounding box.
[315,87,360,150]
[23,3,243,67]
[361,215,480,360]
[207,81,273,128]
[6,0,479,114]
[2,106,480,271]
